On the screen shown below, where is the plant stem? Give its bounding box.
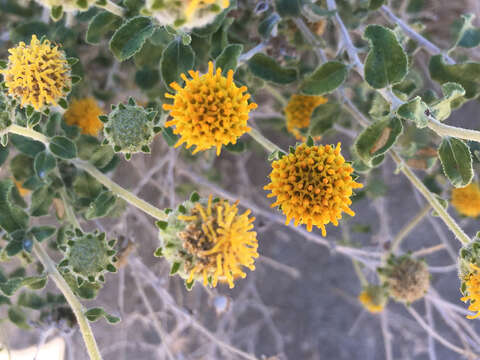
[427,117,480,143]
[389,204,431,255]
[33,242,103,360]
[293,17,327,63]
[5,124,167,221]
[72,159,167,221]
[390,151,470,245]
[352,258,368,286]
[263,83,288,107]
[247,128,283,154]
[379,5,455,65]
[59,188,82,229]
[8,124,49,143]
[97,0,125,17]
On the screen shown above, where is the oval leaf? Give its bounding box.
[34,152,56,179]
[396,96,429,128]
[364,25,408,89]
[161,38,195,88]
[109,16,155,62]
[86,10,121,45]
[354,117,404,166]
[248,53,297,84]
[49,136,77,159]
[438,137,473,188]
[216,44,243,75]
[85,307,120,324]
[301,61,348,95]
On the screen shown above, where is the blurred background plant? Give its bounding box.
[0,0,480,359]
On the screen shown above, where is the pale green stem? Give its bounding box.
[352,258,368,286]
[59,188,82,229]
[247,128,283,154]
[263,84,288,107]
[96,0,125,17]
[388,204,431,256]
[427,117,480,144]
[72,159,167,221]
[5,125,167,222]
[33,242,103,360]
[390,151,471,245]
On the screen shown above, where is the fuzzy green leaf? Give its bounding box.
[216,44,243,75]
[0,180,29,233]
[431,82,466,121]
[86,11,121,44]
[301,61,348,95]
[8,306,29,329]
[29,226,56,242]
[248,53,297,84]
[0,275,47,296]
[49,136,77,159]
[30,185,55,217]
[429,55,480,99]
[274,0,301,17]
[85,191,117,220]
[34,152,56,179]
[438,137,473,188]
[85,307,120,324]
[396,96,429,128]
[453,13,480,49]
[109,16,155,61]
[364,25,408,88]
[161,38,195,88]
[354,117,404,166]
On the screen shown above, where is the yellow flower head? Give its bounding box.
[461,263,480,319]
[285,94,327,140]
[358,285,388,313]
[163,61,257,156]
[145,0,230,29]
[264,142,363,236]
[1,35,71,110]
[451,182,480,218]
[158,195,258,289]
[64,98,104,136]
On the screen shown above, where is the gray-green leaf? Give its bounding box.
[85,307,120,324]
[109,16,155,62]
[364,24,408,89]
[438,137,473,188]
[160,38,195,88]
[396,96,430,128]
[248,53,297,84]
[301,61,348,95]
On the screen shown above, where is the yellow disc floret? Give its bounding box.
[1,35,71,110]
[461,264,480,319]
[264,143,362,236]
[177,195,258,288]
[451,182,480,218]
[285,94,327,140]
[64,98,104,136]
[163,61,257,156]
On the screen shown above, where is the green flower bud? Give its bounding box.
[58,228,118,286]
[102,98,158,160]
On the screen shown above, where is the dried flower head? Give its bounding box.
[64,97,104,136]
[144,0,230,29]
[379,255,430,304]
[156,195,258,289]
[264,142,362,236]
[1,35,71,110]
[163,61,257,156]
[358,285,388,313]
[451,182,480,218]
[285,94,327,140]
